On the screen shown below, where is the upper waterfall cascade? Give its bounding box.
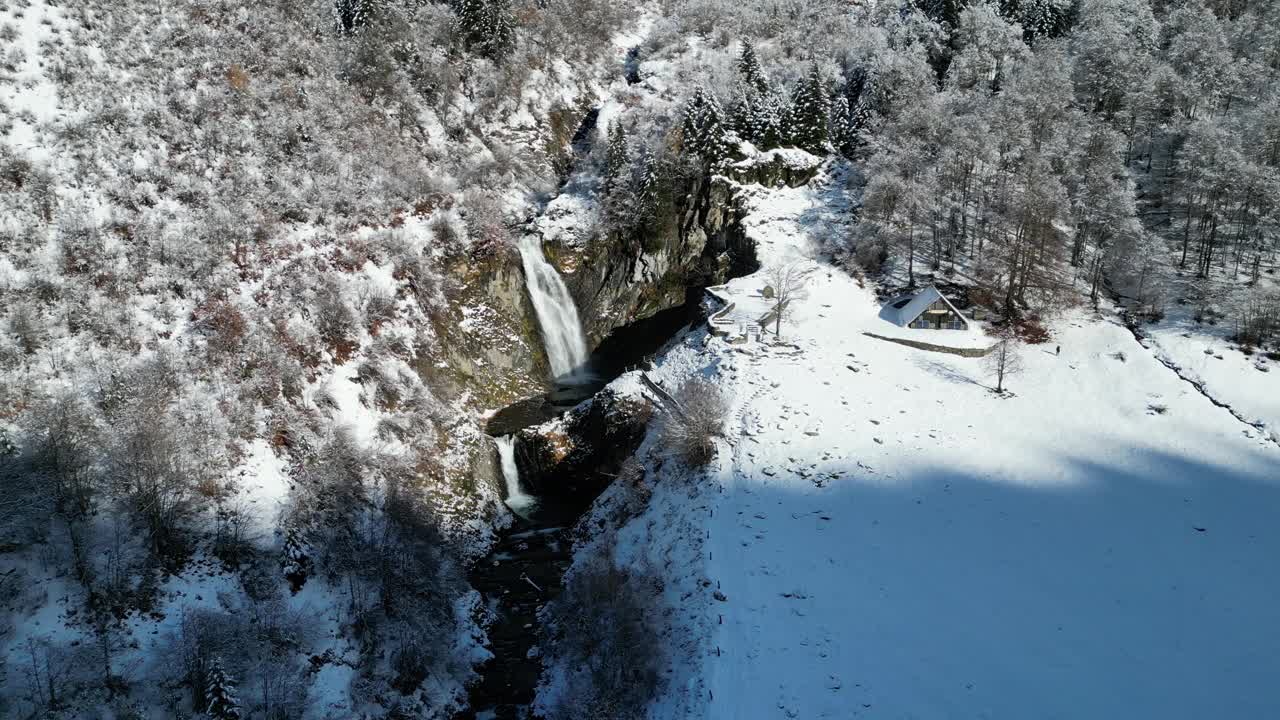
[517,236,590,380]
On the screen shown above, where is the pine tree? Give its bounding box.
[282,526,310,586]
[754,91,788,150]
[999,0,1074,42]
[788,63,830,154]
[849,95,872,138]
[634,148,659,225]
[604,122,630,194]
[333,0,374,35]
[730,89,760,145]
[205,658,242,720]
[737,39,769,94]
[829,93,855,158]
[681,86,733,168]
[456,0,515,61]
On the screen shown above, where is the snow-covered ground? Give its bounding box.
[563,164,1280,719]
[1141,303,1279,440]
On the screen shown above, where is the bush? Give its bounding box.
[1015,316,1050,344]
[657,377,727,467]
[541,556,666,720]
[7,302,43,355]
[852,238,888,273]
[313,277,359,362]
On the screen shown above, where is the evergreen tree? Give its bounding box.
[205,658,242,720]
[282,526,310,586]
[604,122,630,194]
[829,92,856,158]
[681,86,733,168]
[730,89,761,145]
[737,39,769,94]
[788,63,830,153]
[635,148,659,225]
[333,0,375,35]
[998,0,1075,42]
[755,91,789,150]
[456,0,515,61]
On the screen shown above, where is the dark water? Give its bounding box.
[454,514,573,720]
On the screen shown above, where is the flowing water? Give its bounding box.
[460,444,577,720]
[495,435,537,520]
[517,236,590,381]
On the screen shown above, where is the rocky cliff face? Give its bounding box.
[421,248,546,409]
[553,172,754,345]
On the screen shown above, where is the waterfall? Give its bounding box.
[517,236,590,381]
[495,436,536,519]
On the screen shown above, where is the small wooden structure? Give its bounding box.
[887,285,969,330]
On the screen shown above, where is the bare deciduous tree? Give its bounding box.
[983,328,1025,393]
[764,259,814,339]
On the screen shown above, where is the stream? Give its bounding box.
[454,32,740,713]
[457,291,709,719]
[456,504,577,720]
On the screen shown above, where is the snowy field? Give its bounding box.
[1141,302,1280,439]
[583,166,1280,719]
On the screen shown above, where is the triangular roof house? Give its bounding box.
[887,285,969,330]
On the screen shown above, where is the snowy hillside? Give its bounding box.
[550,164,1280,719]
[3,0,1278,717]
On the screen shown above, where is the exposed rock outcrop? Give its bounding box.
[420,248,546,408]
[512,389,654,503]
[728,147,823,188]
[554,172,755,344]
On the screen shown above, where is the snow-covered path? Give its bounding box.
[640,166,1280,719]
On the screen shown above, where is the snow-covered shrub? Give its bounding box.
[26,391,101,519]
[606,455,652,523]
[462,190,511,260]
[212,502,253,568]
[657,377,728,467]
[196,298,249,360]
[312,276,361,363]
[852,236,889,274]
[6,301,43,355]
[540,552,666,720]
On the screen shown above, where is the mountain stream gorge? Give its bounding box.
[460,234,724,719]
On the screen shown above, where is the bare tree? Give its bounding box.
[983,328,1025,394]
[763,259,813,338]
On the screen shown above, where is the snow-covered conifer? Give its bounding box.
[457,0,515,61]
[754,91,789,150]
[205,658,242,720]
[282,526,310,586]
[634,148,659,224]
[829,93,855,157]
[604,122,630,195]
[788,63,830,153]
[333,0,375,35]
[730,89,760,145]
[681,86,733,168]
[737,39,769,94]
